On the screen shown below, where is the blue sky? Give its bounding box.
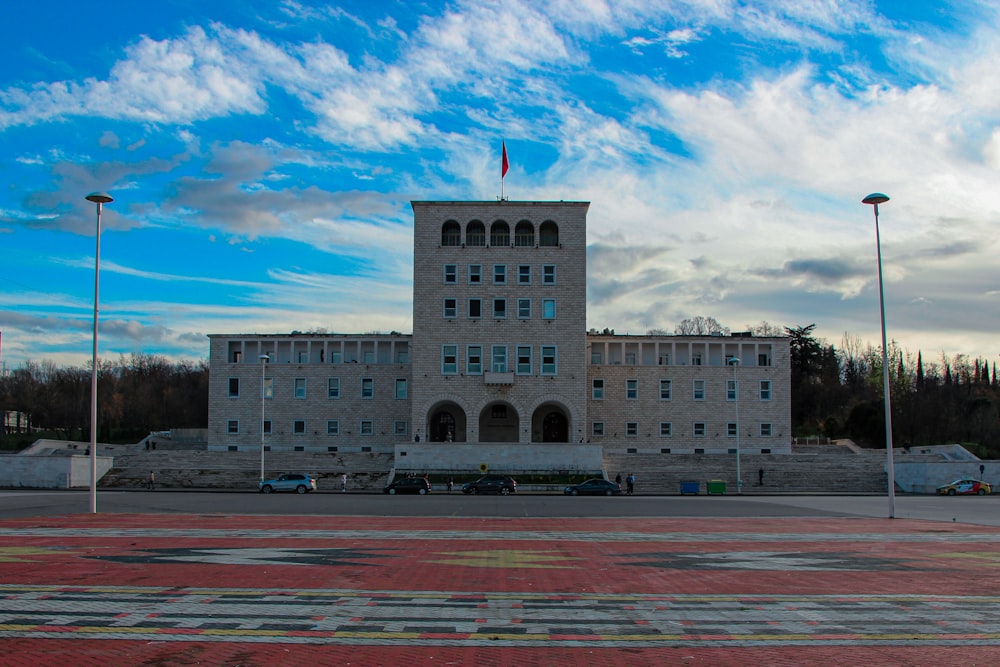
[2,0,999,370]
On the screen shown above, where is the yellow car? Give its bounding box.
[936,479,991,496]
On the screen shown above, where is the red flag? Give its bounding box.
[501,141,509,178]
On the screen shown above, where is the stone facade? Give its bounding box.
[206,199,791,460]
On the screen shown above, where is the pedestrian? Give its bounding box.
[758,467,764,486]
[340,473,347,493]
[626,473,635,495]
[447,475,454,493]
[615,473,622,492]
[147,471,155,491]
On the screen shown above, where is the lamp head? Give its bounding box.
[86,192,114,204]
[728,357,740,365]
[862,193,889,206]
[259,354,270,362]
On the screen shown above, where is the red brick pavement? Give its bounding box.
[0,514,998,666]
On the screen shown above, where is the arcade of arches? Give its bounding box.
[424,401,571,443]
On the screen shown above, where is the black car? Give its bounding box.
[461,474,517,495]
[384,477,432,495]
[564,478,621,496]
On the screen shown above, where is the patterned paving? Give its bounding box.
[1,514,999,664]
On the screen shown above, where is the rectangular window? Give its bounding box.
[228,378,239,398]
[491,345,507,373]
[361,378,374,398]
[626,379,638,400]
[443,298,457,319]
[727,422,737,437]
[469,264,482,284]
[542,264,556,284]
[467,345,483,374]
[692,352,703,366]
[727,379,737,401]
[592,422,605,436]
[395,378,407,399]
[760,423,773,437]
[328,378,340,399]
[294,420,306,434]
[394,420,408,436]
[227,419,239,434]
[626,422,638,437]
[363,351,375,363]
[693,422,706,437]
[516,345,532,374]
[542,299,556,319]
[518,264,531,284]
[262,419,272,434]
[263,377,273,399]
[758,353,771,367]
[360,419,374,435]
[518,298,531,319]
[294,378,306,399]
[330,351,342,364]
[541,346,556,375]
[493,264,507,284]
[326,419,340,435]
[443,264,457,283]
[493,298,507,319]
[298,351,308,363]
[468,298,482,318]
[658,353,670,365]
[442,345,458,374]
[760,380,772,400]
[591,351,602,365]
[625,352,636,365]
[693,379,705,400]
[659,379,672,400]
[659,422,672,437]
[592,379,604,400]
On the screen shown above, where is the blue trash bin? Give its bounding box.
[680,480,700,495]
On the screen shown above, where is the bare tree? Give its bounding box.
[674,316,729,335]
[744,320,785,336]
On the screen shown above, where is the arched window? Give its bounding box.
[466,220,486,246]
[441,220,461,246]
[490,221,510,247]
[514,220,534,246]
[539,220,559,246]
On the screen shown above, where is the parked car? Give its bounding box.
[462,474,517,495]
[259,473,317,494]
[936,479,991,496]
[384,477,432,495]
[564,478,621,496]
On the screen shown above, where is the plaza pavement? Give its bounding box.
[0,512,998,666]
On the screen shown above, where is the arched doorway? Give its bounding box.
[531,402,571,442]
[427,401,467,442]
[479,402,519,442]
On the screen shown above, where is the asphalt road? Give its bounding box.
[1,489,997,526]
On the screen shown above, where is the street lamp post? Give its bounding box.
[85,192,113,514]
[862,192,895,519]
[259,354,270,482]
[729,357,741,494]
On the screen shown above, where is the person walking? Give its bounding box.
[758,467,765,486]
[626,473,635,495]
[447,475,454,493]
[147,471,155,491]
[340,473,347,493]
[615,473,622,492]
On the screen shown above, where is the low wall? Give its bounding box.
[394,443,603,473]
[894,461,998,493]
[0,454,115,489]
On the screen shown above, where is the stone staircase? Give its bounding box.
[602,444,888,494]
[101,450,393,492]
[101,443,890,494]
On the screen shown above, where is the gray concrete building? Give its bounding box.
[207,199,791,465]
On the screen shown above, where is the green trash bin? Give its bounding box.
[707,479,727,495]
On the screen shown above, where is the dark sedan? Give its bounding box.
[564,479,621,496]
[461,475,517,495]
[384,477,432,495]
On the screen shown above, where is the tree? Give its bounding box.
[674,316,729,335]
